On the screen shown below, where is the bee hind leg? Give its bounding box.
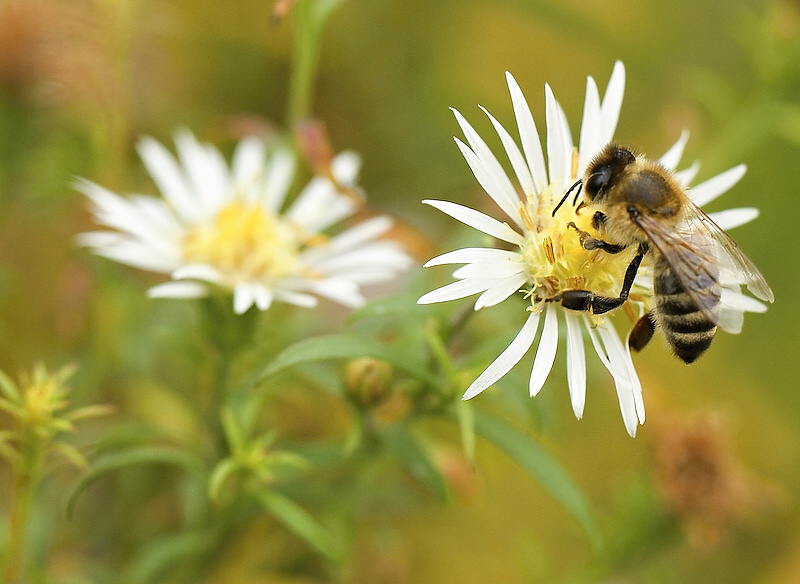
[628,312,656,352]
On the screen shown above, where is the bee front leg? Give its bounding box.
[549,243,648,315]
[567,222,625,254]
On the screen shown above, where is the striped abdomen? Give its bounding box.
[653,255,721,364]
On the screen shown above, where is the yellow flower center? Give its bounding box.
[182,201,304,285]
[517,177,644,320]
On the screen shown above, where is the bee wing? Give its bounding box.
[631,211,728,328]
[685,202,774,303]
[633,204,774,332]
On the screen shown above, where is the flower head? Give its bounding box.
[78,131,411,314]
[419,62,769,436]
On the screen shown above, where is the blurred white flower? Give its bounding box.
[78,130,411,314]
[419,62,767,436]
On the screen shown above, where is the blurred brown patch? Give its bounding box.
[653,412,784,550]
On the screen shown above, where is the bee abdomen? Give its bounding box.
[654,267,720,364]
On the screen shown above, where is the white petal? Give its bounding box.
[623,342,645,424]
[232,137,266,202]
[658,130,690,171]
[78,232,178,273]
[77,180,177,249]
[673,161,701,187]
[578,75,602,174]
[288,178,355,232]
[424,247,520,267]
[136,136,195,219]
[598,61,625,145]
[529,304,559,397]
[422,200,525,246]
[175,130,230,215]
[252,285,274,311]
[563,311,586,419]
[688,164,747,207]
[544,84,572,190]
[331,150,361,185]
[323,216,393,253]
[707,207,759,231]
[595,321,640,436]
[263,148,296,212]
[474,273,528,309]
[305,278,365,308]
[417,278,492,305]
[147,281,208,299]
[172,263,224,284]
[463,311,541,400]
[506,72,547,194]
[720,288,768,313]
[273,289,319,308]
[452,259,525,279]
[454,136,524,229]
[310,246,409,275]
[715,285,747,333]
[480,106,536,197]
[233,284,256,314]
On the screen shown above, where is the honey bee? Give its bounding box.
[551,143,774,363]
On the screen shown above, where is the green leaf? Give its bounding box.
[313,0,348,26]
[256,490,343,562]
[52,441,89,470]
[349,294,437,322]
[473,409,600,548]
[0,432,21,467]
[220,407,246,454]
[455,400,476,462]
[208,458,241,503]
[382,427,450,503]
[126,530,216,584]
[0,369,20,403]
[0,396,18,415]
[66,445,207,517]
[259,334,438,386]
[65,403,116,422]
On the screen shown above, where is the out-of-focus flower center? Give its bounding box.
[182,201,302,284]
[517,182,642,318]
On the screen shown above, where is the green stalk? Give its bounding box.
[287,0,347,125]
[4,434,44,584]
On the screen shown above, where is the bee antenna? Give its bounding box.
[571,180,584,205]
[552,179,582,217]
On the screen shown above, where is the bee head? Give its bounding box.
[584,144,636,202]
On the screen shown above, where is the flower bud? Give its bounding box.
[344,357,393,409]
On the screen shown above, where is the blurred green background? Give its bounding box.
[1,0,799,582]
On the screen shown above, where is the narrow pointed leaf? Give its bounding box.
[208,458,241,502]
[0,370,20,403]
[456,399,476,462]
[126,530,216,584]
[382,427,451,503]
[473,409,599,547]
[259,334,438,386]
[66,446,207,517]
[256,490,343,562]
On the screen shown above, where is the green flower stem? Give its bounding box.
[198,296,258,463]
[287,0,347,125]
[424,323,459,390]
[5,433,44,583]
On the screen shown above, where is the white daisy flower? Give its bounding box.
[419,62,770,436]
[77,130,411,314]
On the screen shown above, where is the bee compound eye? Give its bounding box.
[585,168,610,199]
